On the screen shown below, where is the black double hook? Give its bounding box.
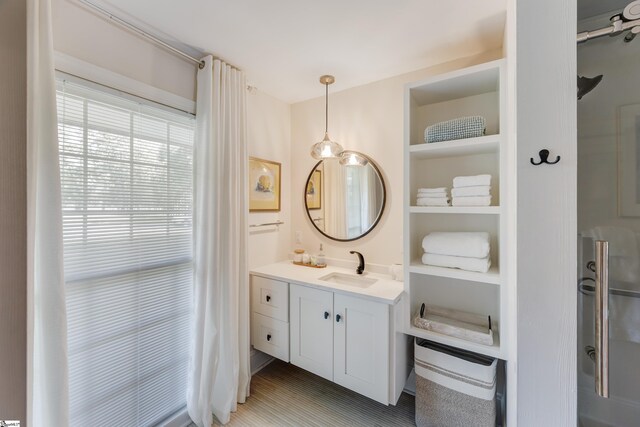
[530,149,561,166]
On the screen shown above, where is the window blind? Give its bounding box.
[57,79,195,427]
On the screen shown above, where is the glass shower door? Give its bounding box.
[577,1,640,425]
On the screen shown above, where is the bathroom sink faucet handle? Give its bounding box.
[349,251,365,274]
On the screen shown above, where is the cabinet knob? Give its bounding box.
[266,295,271,302]
[266,334,272,342]
[324,311,330,320]
[336,314,342,323]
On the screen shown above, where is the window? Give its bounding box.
[57,79,194,426]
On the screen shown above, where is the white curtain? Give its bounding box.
[27,0,69,425]
[360,166,377,230]
[324,159,348,237]
[188,56,251,427]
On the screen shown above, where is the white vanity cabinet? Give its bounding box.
[289,284,334,380]
[290,283,390,404]
[250,276,290,362]
[250,263,407,406]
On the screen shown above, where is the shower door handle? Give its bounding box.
[594,240,610,398]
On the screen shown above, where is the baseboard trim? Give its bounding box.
[161,407,191,427]
[251,348,275,375]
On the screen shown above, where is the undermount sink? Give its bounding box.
[319,272,378,288]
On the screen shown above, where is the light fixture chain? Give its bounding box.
[325,82,329,134]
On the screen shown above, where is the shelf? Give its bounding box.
[409,134,500,159]
[407,325,502,359]
[409,262,501,285]
[407,61,502,105]
[409,206,500,215]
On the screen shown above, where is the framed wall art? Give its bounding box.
[249,157,281,212]
[306,169,322,210]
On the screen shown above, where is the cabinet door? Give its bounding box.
[290,284,334,381]
[333,293,389,404]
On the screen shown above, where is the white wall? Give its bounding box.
[0,0,26,422]
[247,90,292,269]
[290,50,502,266]
[52,0,196,102]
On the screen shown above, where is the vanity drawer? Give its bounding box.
[251,276,289,322]
[251,312,289,362]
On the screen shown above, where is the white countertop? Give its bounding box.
[250,261,405,304]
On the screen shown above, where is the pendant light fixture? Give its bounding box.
[339,150,369,166]
[311,75,344,159]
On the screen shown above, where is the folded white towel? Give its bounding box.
[452,195,492,207]
[422,232,490,258]
[417,196,449,201]
[417,191,447,198]
[422,253,491,273]
[453,174,492,188]
[451,186,491,197]
[418,187,448,194]
[416,197,450,206]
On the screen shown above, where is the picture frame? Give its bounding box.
[249,157,281,212]
[306,169,322,210]
[618,104,640,217]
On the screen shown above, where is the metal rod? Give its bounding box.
[578,18,640,44]
[594,240,610,398]
[79,0,205,69]
[578,278,640,299]
[249,221,285,228]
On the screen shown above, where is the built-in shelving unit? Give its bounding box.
[403,59,508,359]
[409,206,500,215]
[408,263,501,285]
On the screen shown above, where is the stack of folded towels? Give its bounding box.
[416,187,450,206]
[451,174,492,207]
[422,231,491,273]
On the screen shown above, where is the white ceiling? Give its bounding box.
[97,0,506,103]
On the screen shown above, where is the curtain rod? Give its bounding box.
[79,0,206,69]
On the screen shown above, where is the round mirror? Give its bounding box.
[304,154,386,242]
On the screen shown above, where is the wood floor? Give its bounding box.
[206,359,416,426]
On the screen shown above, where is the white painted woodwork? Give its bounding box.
[409,206,500,215]
[408,263,501,285]
[513,0,577,424]
[251,312,290,362]
[403,59,510,362]
[289,284,334,381]
[250,276,291,363]
[409,135,500,159]
[250,263,407,404]
[333,293,390,404]
[250,276,289,322]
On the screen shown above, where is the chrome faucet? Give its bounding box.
[349,251,365,275]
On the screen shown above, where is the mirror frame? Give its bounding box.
[304,154,386,242]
